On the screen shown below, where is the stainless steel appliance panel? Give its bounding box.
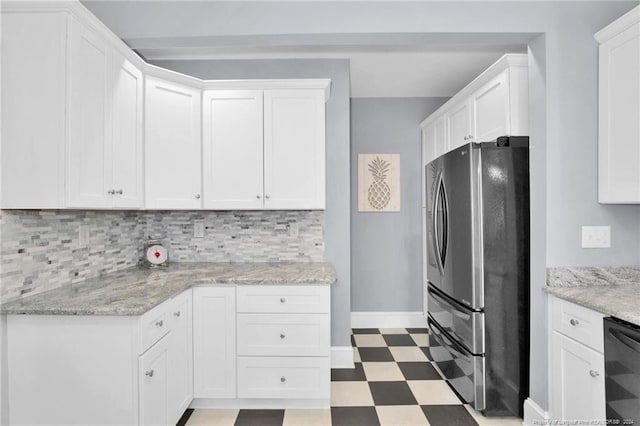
[604,317,640,424]
[426,144,477,308]
[427,315,485,410]
[427,285,484,354]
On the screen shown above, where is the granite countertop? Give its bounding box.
[544,266,640,326]
[0,262,336,316]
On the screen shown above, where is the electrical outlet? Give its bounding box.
[78,225,90,246]
[288,223,299,237]
[581,226,611,248]
[194,221,205,238]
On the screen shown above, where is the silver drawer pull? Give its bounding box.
[280,376,286,383]
[570,319,579,326]
[590,370,599,378]
[173,311,181,317]
[155,320,164,327]
[280,333,286,339]
[145,370,154,377]
[280,297,286,303]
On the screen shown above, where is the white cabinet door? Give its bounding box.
[66,19,109,208]
[139,335,170,426]
[1,11,67,208]
[193,286,236,398]
[264,89,326,209]
[110,52,143,208]
[145,76,202,209]
[446,99,472,151]
[167,291,193,425]
[471,69,509,143]
[434,116,447,159]
[598,22,640,203]
[202,90,264,209]
[550,331,606,421]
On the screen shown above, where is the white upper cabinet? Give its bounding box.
[420,54,528,159]
[595,6,640,204]
[66,19,110,208]
[145,76,203,209]
[203,84,328,210]
[109,52,144,209]
[264,89,326,210]
[67,19,144,209]
[1,11,67,208]
[446,99,472,151]
[202,90,264,210]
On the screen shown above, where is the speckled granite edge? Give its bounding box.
[544,285,640,327]
[546,266,640,287]
[0,262,336,316]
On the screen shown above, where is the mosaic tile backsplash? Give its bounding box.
[0,210,324,303]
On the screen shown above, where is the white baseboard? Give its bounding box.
[523,398,549,425]
[191,398,329,410]
[331,346,354,369]
[351,311,427,329]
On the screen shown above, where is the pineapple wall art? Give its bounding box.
[358,154,400,212]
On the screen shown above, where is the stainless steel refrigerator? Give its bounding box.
[425,136,530,417]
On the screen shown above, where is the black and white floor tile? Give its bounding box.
[177,328,522,426]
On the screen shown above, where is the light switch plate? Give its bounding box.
[581,226,611,248]
[193,221,205,239]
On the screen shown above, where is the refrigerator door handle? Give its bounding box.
[432,172,445,275]
[432,173,449,274]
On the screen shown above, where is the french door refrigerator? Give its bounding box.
[425,136,530,417]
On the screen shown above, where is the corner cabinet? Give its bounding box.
[67,21,144,209]
[145,76,203,209]
[595,6,640,204]
[548,296,606,422]
[6,289,193,426]
[202,83,329,210]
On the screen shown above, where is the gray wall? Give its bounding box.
[350,97,446,312]
[153,59,352,348]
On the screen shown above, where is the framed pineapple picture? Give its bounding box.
[358,154,400,212]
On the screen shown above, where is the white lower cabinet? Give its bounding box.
[6,290,192,426]
[235,285,331,405]
[193,286,237,399]
[549,296,606,422]
[139,335,170,426]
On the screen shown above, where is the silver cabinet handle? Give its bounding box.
[195,194,201,199]
[145,370,154,377]
[280,376,286,383]
[280,297,286,303]
[463,136,468,141]
[155,320,163,327]
[570,319,580,326]
[107,189,115,195]
[173,311,181,317]
[590,370,599,377]
[280,333,285,339]
[115,189,123,195]
[468,134,474,140]
[256,195,262,199]
[265,195,271,199]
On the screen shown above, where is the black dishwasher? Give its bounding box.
[604,317,640,424]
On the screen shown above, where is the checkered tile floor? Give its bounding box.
[177,328,522,425]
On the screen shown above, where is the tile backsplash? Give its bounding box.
[0,210,324,302]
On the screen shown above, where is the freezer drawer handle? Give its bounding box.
[428,287,471,320]
[428,317,472,358]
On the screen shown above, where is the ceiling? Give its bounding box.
[82,1,532,98]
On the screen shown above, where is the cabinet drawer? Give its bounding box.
[552,297,605,353]
[237,285,329,313]
[237,314,329,356]
[237,356,330,399]
[139,302,170,354]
